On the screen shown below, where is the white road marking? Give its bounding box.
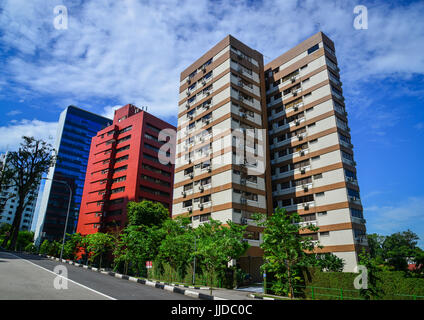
[3,252,116,300]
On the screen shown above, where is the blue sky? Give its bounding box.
[0,0,423,246]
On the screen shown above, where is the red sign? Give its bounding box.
[146,261,152,269]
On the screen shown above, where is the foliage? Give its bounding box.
[157,216,194,281]
[367,230,423,273]
[113,201,169,276]
[24,243,37,253]
[85,232,114,268]
[126,201,169,228]
[316,253,345,272]
[1,136,56,250]
[63,233,83,260]
[16,230,34,251]
[358,248,384,300]
[39,239,50,255]
[253,207,320,298]
[47,240,61,257]
[194,219,249,292]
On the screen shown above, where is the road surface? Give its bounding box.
[0,251,194,300]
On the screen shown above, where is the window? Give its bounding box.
[113,165,127,173]
[320,231,330,237]
[315,192,325,197]
[112,176,126,183]
[117,135,131,144]
[111,187,125,194]
[118,125,132,134]
[351,209,363,219]
[313,173,322,180]
[307,44,319,54]
[116,145,130,153]
[317,211,327,216]
[107,209,122,217]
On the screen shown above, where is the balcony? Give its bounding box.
[348,195,361,205]
[351,216,366,225]
[295,220,318,228]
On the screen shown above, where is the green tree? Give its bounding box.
[39,239,50,255]
[358,248,384,300]
[126,201,169,227]
[316,252,345,272]
[113,200,169,276]
[1,137,56,250]
[24,243,37,253]
[16,230,34,251]
[195,219,249,294]
[85,232,114,269]
[382,230,420,271]
[157,216,194,281]
[48,240,61,257]
[63,233,83,260]
[253,207,320,298]
[0,223,12,245]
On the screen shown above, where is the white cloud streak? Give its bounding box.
[0,0,423,120]
[0,119,58,152]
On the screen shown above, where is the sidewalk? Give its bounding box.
[187,287,257,300]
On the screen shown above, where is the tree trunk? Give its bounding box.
[9,201,24,250]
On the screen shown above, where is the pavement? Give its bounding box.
[0,251,194,300]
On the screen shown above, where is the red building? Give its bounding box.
[76,104,175,235]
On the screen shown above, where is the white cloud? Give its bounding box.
[6,110,22,116]
[364,197,424,240]
[0,119,58,152]
[0,0,423,122]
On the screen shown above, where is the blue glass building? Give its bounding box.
[34,106,111,245]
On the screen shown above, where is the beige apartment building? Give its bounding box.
[172,32,366,277]
[265,32,367,272]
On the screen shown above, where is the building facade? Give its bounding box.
[0,152,40,231]
[265,32,366,271]
[34,106,111,245]
[76,104,175,236]
[172,35,273,280]
[173,32,366,275]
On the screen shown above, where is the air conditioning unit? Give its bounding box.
[303,185,308,192]
[293,91,298,96]
[187,206,193,212]
[238,80,244,87]
[300,168,306,174]
[300,150,305,156]
[205,91,210,96]
[294,106,299,111]
[199,186,204,192]
[186,104,190,109]
[189,115,194,121]
[240,112,247,118]
[303,203,310,210]
[189,173,194,179]
[295,120,300,126]
[186,91,190,96]
[207,167,212,173]
[202,66,206,73]
[199,204,204,210]
[241,218,247,225]
[298,135,303,141]
[181,191,186,197]
[188,158,192,164]
[291,77,296,83]
[203,104,210,109]
[205,119,210,125]
[187,78,191,84]
[202,80,207,86]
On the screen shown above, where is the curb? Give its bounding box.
[248,293,275,300]
[39,254,225,300]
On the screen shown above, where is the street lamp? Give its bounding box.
[42,177,72,261]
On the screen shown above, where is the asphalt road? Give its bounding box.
[0,251,194,300]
